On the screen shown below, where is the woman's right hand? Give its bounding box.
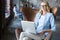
[40,31,45,35]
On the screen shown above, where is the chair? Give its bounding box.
[15,6,58,40]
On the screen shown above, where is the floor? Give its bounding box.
[1,29,16,40]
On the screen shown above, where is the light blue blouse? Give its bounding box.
[34,12,56,35]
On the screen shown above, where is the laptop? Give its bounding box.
[21,21,36,34]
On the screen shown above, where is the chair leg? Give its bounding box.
[15,28,22,40]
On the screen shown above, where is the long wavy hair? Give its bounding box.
[39,1,51,14]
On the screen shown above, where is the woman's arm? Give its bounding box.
[40,29,52,35]
[34,13,41,28]
[50,14,56,32]
[43,29,52,32]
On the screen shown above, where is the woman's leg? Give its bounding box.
[19,32,42,40]
[44,31,52,40]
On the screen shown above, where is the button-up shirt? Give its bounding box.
[34,12,56,35]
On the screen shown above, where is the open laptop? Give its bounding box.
[21,21,36,34]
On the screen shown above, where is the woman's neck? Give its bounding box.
[42,10,47,15]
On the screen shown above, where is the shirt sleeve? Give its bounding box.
[50,14,56,32]
[34,13,40,29]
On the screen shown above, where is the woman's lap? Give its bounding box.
[19,32,45,40]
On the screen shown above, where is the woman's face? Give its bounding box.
[40,2,47,11]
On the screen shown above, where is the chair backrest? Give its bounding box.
[50,7,58,19]
[21,7,37,21]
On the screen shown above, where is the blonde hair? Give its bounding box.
[39,1,50,14]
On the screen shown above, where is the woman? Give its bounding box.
[19,1,56,40]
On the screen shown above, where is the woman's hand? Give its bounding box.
[40,30,45,35]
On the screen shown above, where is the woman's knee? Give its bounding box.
[20,32,24,36]
[23,37,32,40]
[20,32,26,36]
[23,37,29,40]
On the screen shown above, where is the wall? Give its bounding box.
[12,0,60,17]
[29,0,60,7]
